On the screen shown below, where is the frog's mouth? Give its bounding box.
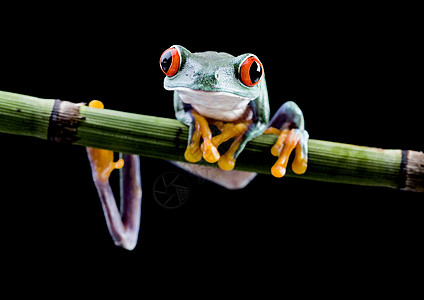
[166,87,254,122]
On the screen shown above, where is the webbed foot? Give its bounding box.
[184,110,220,163]
[265,101,309,178]
[177,113,257,189]
[184,110,251,171]
[265,128,308,177]
[86,100,142,250]
[212,121,250,171]
[86,101,125,182]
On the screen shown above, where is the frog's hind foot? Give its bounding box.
[265,101,309,178]
[265,128,308,177]
[86,100,142,250]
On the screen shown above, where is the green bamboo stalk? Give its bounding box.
[1,90,422,192]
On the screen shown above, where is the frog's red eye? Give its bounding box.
[239,56,263,87]
[160,47,181,77]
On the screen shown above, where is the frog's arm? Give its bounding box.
[234,78,270,158]
[174,91,195,141]
[174,92,221,164]
[173,92,257,188]
[174,79,270,170]
[86,101,142,250]
[173,91,192,126]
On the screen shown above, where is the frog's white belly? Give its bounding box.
[171,87,253,122]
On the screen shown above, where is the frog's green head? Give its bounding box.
[160,45,264,100]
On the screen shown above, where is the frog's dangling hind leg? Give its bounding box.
[265,101,309,178]
[86,100,142,250]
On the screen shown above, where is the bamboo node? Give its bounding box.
[402,150,424,193]
[47,100,84,144]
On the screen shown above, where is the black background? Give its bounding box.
[0,7,422,287]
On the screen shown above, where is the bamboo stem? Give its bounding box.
[1,90,423,192]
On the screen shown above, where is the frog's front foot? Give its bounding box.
[184,110,220,164]
[213,121,250,171]
[184,110,251,171]
[265,101,309,178]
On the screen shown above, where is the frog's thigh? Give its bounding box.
[171,161,257,190]
[269,101,304,130]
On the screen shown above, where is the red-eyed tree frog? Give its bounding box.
[86,45,309,250]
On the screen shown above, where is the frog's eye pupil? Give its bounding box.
[240,56,263,87]
[160,52,172,73]
[160,47,180,77]
[249,61,262,84]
